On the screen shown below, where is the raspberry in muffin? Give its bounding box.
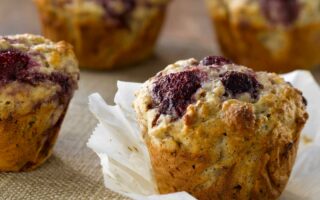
[205,0,320,72]
[134,56,308,199]
[34,0,170,69]
[0,34,79,172]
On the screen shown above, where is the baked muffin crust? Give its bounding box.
[134,56,308,199]
[34,0,170,69]
[207,0,320,27]
[0,34,79,117]
[0,34,79,171]
[38,0,169,27]
[205,0,320,72]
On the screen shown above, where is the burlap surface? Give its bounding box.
[1,0,320,199]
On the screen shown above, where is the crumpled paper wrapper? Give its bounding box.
[87,70,320,200]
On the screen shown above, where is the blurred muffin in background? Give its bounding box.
[34,0,170,70]
[0,34,79,172]
[205,0,320,72]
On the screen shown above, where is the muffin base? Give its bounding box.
[139,94,307,199]
[211,15,320,72]
[147,139,299,200]
[0,102,69,172]
[35,1,167,70]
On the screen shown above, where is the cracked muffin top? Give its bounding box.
[134,56,308,151]
[0,34,79,118]
[207,0,320,26]
[37,0,170,27]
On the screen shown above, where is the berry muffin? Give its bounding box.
[34,0,170,70]
[205,0,320,72]
[0,34,79,172]
[134,56,308,199]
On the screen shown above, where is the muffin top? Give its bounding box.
[0,34,79,118]
[207,0,320,26]
[134,56,308,150]
[38,0,169,27]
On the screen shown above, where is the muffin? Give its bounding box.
[133,56,308,199]
[34,0,170,69]
[0,34,79,172]
[205,0,320,72]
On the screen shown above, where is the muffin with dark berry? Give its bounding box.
[0,34,79,172]
[34,0,170,69]
[134,56,308,199]
[205,0,320,72]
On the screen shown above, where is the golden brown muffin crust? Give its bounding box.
[205,0,320,72]
[134,57,308,199]
[34,0,169,69]
[0,34,79,172]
